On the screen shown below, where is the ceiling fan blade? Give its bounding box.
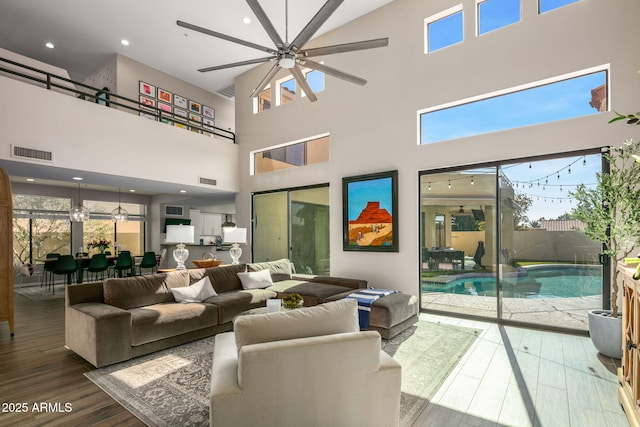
[289,0,343,52]
[198,56,275,72]
[246,0,285,50]
[290,65,318,102]
[250,61,281,98]
[297,58,366,86]
[177,20,277,55]
[298,38,389,58]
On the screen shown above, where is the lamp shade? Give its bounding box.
[223,227,247,244]
[166,225,195,243]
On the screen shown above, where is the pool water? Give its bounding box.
[422,265,602,299]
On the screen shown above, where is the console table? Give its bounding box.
[619,264,640,426]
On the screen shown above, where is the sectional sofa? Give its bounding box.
[65,260,367,367]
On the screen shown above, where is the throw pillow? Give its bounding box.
[170,276,217,303]
[237,269,273,290]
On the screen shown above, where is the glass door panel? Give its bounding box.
[420,168,498,319]
[290,187,330,275]
[252,192,289,262]
[498,155,602,331]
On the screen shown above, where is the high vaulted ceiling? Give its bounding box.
[0,0,392,95]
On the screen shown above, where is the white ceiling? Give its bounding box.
[0,0,392,200]
[0,0,393,93]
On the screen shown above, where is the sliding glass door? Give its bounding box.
[419,151,604,332]
[252,185,329,274]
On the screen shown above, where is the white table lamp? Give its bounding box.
[166,225,195,270]
[223,227,247,265]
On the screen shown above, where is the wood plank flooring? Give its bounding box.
[0,291,144,427]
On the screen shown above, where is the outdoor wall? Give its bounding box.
[234,0,640,295]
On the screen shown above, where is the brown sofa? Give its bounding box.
[65,261,367,367]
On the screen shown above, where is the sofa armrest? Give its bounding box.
[291,274,367,290]
[211,332,241,397]
[65,302,131,367]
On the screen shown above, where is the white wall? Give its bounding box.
[0,75,239,193]
[234,0,640,295]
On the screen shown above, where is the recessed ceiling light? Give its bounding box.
[72,177,83,181]
[45,42,55,49]
[26,178,35,182]
[129,189,136,192]
[179,190,187,193]
[242,17,251,24]
[121,39,130,46]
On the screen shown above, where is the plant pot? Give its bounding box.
[588,309,622,359]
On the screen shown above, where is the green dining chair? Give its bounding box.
[51,255,77,294]
[113,252,134,277]
[136,251,157,275]
[41,253,60,288]
[85,254,109,282]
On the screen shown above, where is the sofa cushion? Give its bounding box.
[246,258,292,282]
[103,271,189,310]
[171,276,218,303]
[189,264,246,294]
[202,292,257,324]
[234,299,360,350]
[237,269,273,289]
[129,302,219,346]
[238,289,277,304]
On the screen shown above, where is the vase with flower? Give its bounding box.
[88,239,111,254]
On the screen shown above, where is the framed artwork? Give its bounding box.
[189,100,202,114]
[189,113,201,123]
[174,108,187,117]
[203,117,214,129]
[139,81,156,98]
[158,89,172,103]
[342,170,398,252]
[139,95,156,109]
[202,105,215,119]
[139,112,155,120]
[174,122,187,130]
[174,95,187,108]
[158,102,172,113]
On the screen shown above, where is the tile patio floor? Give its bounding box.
[409,313,628,427]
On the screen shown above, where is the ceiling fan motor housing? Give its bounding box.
[278,53,296,69]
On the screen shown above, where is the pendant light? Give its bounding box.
[69,183,90,222]
[221,214,235,228]
[111,187,128,222]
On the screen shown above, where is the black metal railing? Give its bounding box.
[0,56,236,143]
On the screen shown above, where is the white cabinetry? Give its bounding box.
[201,212,219,236]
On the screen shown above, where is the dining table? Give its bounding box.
[37,254,142,284]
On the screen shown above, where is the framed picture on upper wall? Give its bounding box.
[202,105,215,119]
[174,95,187,108]
[158,89,172,103]
[139,81,156,97]
[342,170,398,252]
[189,100,202,114]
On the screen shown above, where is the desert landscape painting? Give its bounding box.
[343,171,398,252]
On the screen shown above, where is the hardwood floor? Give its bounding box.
[0,291,144,427]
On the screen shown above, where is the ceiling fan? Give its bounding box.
[177,0,389,102]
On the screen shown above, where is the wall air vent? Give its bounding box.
[165,205,184,217]
[199,177,217,186]
[216,85,235,99]
[11,145,53,162]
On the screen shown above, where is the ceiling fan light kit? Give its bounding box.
[177,0,389,102]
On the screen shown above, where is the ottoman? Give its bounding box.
[326,291,419,339]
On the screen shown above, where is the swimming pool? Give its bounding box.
[422,264,602,299]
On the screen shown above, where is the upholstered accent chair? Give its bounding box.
[210,299,402,427]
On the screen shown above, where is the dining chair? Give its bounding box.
[41,253,60,288]
[85,254,109,282]
[113,252,134,277]
[136,251,157,275]
[51,255,77,294]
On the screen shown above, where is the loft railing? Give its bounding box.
[0,56,236,143]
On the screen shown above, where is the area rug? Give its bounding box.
[14,284,65,300]
[84,320,480,427]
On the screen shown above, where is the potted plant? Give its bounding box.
[571,112,640,359]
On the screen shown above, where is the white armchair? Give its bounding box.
[210,299,402,427]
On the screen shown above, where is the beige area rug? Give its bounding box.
[14,284,66,300]
[84,321,480,427]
